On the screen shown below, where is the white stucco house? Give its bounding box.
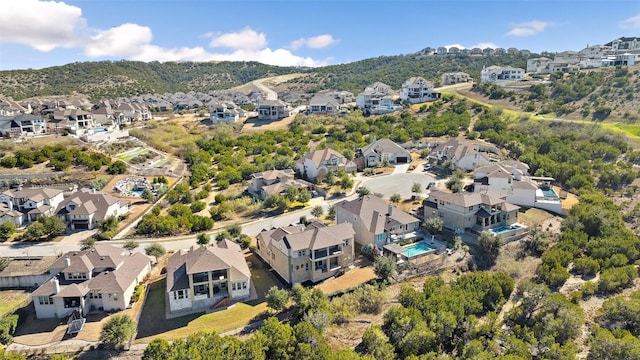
[0,188,64,227]
[429,138,496,171]
[209,102,240,123]
[296,147,356,181]
[480,66,525,82]
[356,138,411,168]
[399,77,441,104]
[55,188,129,230]
[166,240,251,314]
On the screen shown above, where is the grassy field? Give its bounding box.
[116,147,150,160]
[0,290,29,318]
[611,124,640,138]
[518,208,556,227]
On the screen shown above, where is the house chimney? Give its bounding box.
[388,204,393,216]
[64,257,71,267]
[53,277,60,294]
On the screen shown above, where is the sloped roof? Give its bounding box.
[336,195,419,234]
[309,94,339,107]
[426,189,508,208]
[360,139,407,157]
[2,188,62,202]
[297,148,345,168]
[275,222,354,251]
[56,189,123,222]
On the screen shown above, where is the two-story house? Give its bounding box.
[355,82,394,109]
[0,114,47,137]
[0,188,64,227]
[422,189,520,235]
[399,77,441,104]
[526,57,552,73]
[257,100,291,121]
[296,148,356,181]
[54,109,95,134]
[441,72,472,85]
[256,222,355,285]
[308,94,340,115]
[55,188,129,230]
[31,245,152,319]
[336,195,420,249]
[480,66,524,83]
[248,169,314,200]
[208,102,240,123]
[356,138,411,169]
[166,240,251,314]
[429,138,496,170]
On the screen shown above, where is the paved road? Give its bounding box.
[252,78,278,100]
[361,172,436,200]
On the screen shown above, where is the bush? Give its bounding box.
[0,314,19,345]
[134,284,144,302]
[598,266,638,293]
[100,314,136,348]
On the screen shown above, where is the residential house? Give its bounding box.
[166,240,251,314]
[483,48,495,56]
[471,48,483,55]
[493,48,506,55]
[554,51,585,65]
[115,103,151,122]
[355,82,394,109]
[208,102,240,123]
[519,49,531,56]
[526,57,552,73]
[356,138,411,168]
[0,256,59,289]
[248,169,314,200]
[480,66,525,82]
[296,148,356,181]
[31,245,152,319]
[308,94,340,115]
[336,195,420,249]
[55,188,129,230]
[0,188,64,227]
[53,109,95,134]
[429,138,496,170]
[257,100,291,121]
[422,189,520,234]
[369,97,402,115]
[507,48,519,55]
[545,62,580,74]
[473,161,563,214]
[579,45,613,58]
[0,99,28,116]
[399,77,441,104]
[448,47,460,55]
[461,49,472,56]
[605,37,640,53]
[256,222,355,285]
[441,72,472,85]
[0,114,47,137]
[614,53,640,66]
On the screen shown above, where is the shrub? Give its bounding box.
[0,314,19,345]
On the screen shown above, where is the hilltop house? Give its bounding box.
[53,109,95,134]
[31,245,152,319]
[256,222,355,285]
[441,72,472,85]
[308,94,340,115]
[166,240,251,314]
[473,161,563,214]
[399,77,441,104]
[480,66,524,83]
[422,189,523,238]
[429,138,496,170]
[526,57,552,73]
[55,188,130,230]
[355,82,394,109]
[605,37,640,53]
[115,103,151,122]
[336,195,420,249]
[0,114,47,137]
[248,169,314,200]
[0,188,64,227]
[257,100,291,121]
[208,102,240,123]
[296,148,356,181]
[356,138,411,168]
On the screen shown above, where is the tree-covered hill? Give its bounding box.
[0,61,301,101]
[0,54,531,101]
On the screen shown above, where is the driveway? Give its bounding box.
[361,172,436,200]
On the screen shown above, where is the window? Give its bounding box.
[242,282,247,289]
[108,293,118,301]
[38,296,53,305]
[343,239,349,247]
[232,283,237,291]
[305,263,309,271]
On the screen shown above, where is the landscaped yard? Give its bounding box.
[518,208,556,227]
[0,290,29,318]
[115,147,150,160]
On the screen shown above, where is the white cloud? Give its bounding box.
[85,24,153,58]
[443,44,465,50]
[505,20,553,37]
[0,1,330,67]
[620,13,640,29]
[208,27,267,50]
[0,0,87,51]
[469,42,499,49]
[289,34,336,49]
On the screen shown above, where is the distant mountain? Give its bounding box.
[0,54,531,101]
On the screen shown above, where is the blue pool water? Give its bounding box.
[94,128,108,133]
[130,189,143,196]
[402,242,436,257]
[490,224,523,234]
[541,188,557,197]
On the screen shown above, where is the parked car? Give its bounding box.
[423,163,433,170]
[426,182,436,189]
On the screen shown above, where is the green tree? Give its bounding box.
[390,193,401,204]
[361,325,396,360]
[144,243,166,262]
[100,314,136,348]
[479,232,502,265]
[196,232,211,246]
[326,205,336,220]
[107,160,127,175]
[79,237,96,251]
[357,186,371,198]
[311,205,324,219]
[423,217,443,235]
[340,175,353,193]
[123,240,139,255]
[411,182,422,199]
[374,256,397,283]
[0,221,17,241]
[266,286,289,312]
[297,190,311,203]
[141,188,156,203]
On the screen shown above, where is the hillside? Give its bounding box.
[0,61,301,101]
[0,54,530,101]
[473,64,640,122]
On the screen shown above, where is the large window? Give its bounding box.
[38,296,53,305]
[173,290,186,300]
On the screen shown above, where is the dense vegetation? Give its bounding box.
[0,61,300,101]
[0,145,112,171]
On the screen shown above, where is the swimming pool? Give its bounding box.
[490,223,523,234]
[402,241,436,258]
[541,188,557,197]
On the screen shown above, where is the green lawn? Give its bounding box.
[0,290,29,318]
[612,124,640,138]
[116,147,149,160]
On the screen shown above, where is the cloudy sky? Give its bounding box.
[0,0,639,70]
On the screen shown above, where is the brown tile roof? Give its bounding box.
[337,195,419,234]
[267,223,354,251]
[427,189,507,208]
[52,283,89,298]
[56,189,123,222]
[2,188,62,201]
[297,148,345,168]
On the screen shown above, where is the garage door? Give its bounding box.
[74,223,89,230]
[396,157,408,163]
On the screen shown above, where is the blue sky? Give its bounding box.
[0,0,639,70]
